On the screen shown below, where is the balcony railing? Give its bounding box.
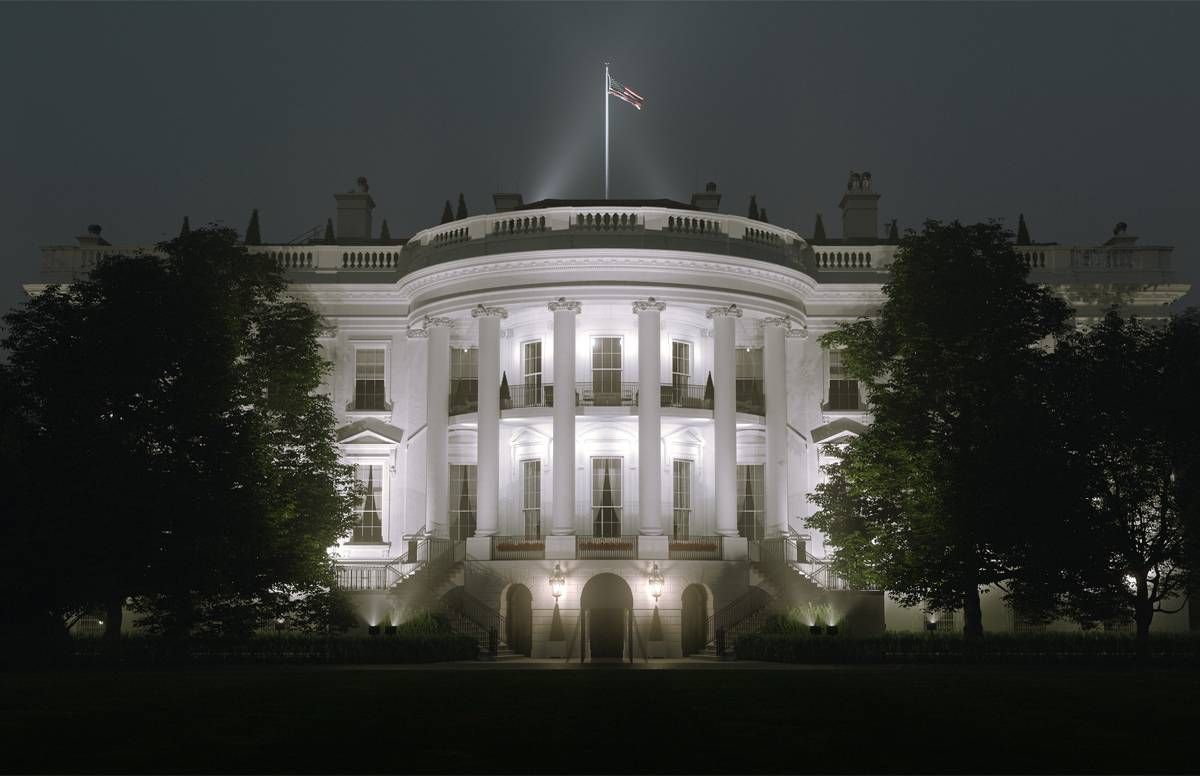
[492,536,546,560]
[661,383,713,411]
[577,535,637,559]
[504,383,553,409]
[668,536,723,560]
[576,381,638,407]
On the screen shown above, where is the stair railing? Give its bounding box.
[703,586,773,655]
[443,587,506,654]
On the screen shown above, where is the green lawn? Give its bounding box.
[2,663,1197,773]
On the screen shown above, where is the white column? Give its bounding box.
[549,298,581,535]
[706,304,742,537]
[472,304,507,537]
[762,316,790,537]
[634,297,666,536]
[416,316,455,537]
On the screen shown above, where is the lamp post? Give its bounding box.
[648,563,664,603]
[549,563,566,602]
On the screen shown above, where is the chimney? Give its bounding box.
[492,192,524,213]
[690,181,722,212]
[77,224,110,247]
[839,171,881,240]
[333,177,375,241]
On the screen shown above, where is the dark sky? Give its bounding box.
[3,1,1197,318]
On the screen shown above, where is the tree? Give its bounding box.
[1032,312,1200,651]
[808,220,1072,637]
[887,219,899,241]
[245,208,261,245]
[456,193,468,220]
[323,218,334,242]
[812,213,826,242]
[748,195,759,221]
[1,226,359,646]
[1016,213,1031,245]
[379,219,391,241]
[441,200,454,224]
[179,216,190,238]
[760,208,769,224]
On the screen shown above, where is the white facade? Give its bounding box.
[34,181,1192,655]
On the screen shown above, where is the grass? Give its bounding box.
[2,664,1199,773]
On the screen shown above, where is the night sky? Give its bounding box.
[2,2,1197,319]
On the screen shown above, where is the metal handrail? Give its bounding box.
[491,535,546,560]
[505,383,551,409]
[659,382,713,410]
[668,535,722,560]
[575,381,639,407]
[703,586,773,655]
[443,587,506,656]
[577,534,637,559]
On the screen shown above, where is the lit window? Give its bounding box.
[522,459,541,539]
[591,337,623,404]
[449,464,477,540]
[827,350,861,410]
[735,348,764,413]
[354,349,387,410]
[450,347,478,414]
[673,460,693,539]
[591,457,623,537]
[352,464,384,543]
[736,464,764,540]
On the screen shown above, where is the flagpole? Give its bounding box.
[604,62,610,200]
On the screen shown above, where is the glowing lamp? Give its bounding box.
[549,563,566,601]
[648,563,665,602]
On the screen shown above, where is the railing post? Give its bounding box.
[488,626,498,658]
[715,627,726,658]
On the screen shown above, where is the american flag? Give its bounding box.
[607,73,645,110]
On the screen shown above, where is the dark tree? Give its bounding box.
[704,372,715,404]
[1016,213,1031,245]
[812,213,826,242]
[441,200,454,224]
[1,227,358,646]
[179,216,190,238]
[760,208,769,224]
[748,195,760,221]
[245,208,262,245]
[887,219,899,241]
[323,218,335,242]
[1031,312,1200,652]
[808,220,1071,637]
[499,372,511,409]
[380,219,391,241]
[456,193,469,220]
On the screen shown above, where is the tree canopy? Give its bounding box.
[1,226,358,647]
[808,220,1072,636]
[456,193,468,220]
[245,208,261,245]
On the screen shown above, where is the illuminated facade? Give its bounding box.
[34,176,1192,656]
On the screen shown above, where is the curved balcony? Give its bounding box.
[454,380,750,418]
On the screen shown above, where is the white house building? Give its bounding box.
[33,175,1192,658]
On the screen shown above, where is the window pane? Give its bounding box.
[449,464,477,540]
[354,349,386,410]
[673,459,692,539]
[672,342,691,390]
[352,464,383,543]
[591,457,623,537]
[591,337,622,400]
[522,459,541,539]
[827,351,860,410]
[736,464,764,540]
[523,341,542,392]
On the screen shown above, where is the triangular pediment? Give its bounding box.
[337,417,405,445]
[811,417,868,444]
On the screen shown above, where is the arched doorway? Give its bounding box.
[681,584,709,656]
[505,584,533,656]
[580,573,634,661]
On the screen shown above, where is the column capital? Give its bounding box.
[706,303,743,320]
[471,304,508,320]
[632,296,666,315]
[548,297,582,314]
[785,326,810,340]
[406,327,429,339]
[760,315,792,330]
[423,315,456,329]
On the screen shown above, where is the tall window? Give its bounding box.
[591,336,622,403]
[450,347,478,413]
[352,464,384,543]
[591,457,623,537]
[523,340,542,393]
[449,464,477,540]
[736,463,765,540]
[827,350,861,410]
[673,460,693,539]
[354,349,387,410]
[735,347,764,413]
[522,459,541,539]
[671,341,691,395]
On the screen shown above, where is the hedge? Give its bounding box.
[735,631,1200,665]
[67,632,478,666]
